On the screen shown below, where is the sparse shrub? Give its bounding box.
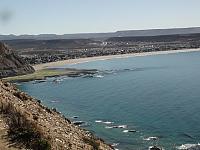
[32,139,51,150]
[8,126,51,150]
[0,100,51,150]
[13,91,28,101]
[33,114,39,120]
[83,137,100,150]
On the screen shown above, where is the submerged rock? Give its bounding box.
[106,125,127,129]
[71,116,79,119]
[144,137,159,141]
[72,121,86,126]
[122,129,136,133]
[149,146,162,150]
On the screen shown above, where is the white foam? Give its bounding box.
[111,143,119,147]
[95,120,103,123]
[144,137,158,141]
[149,146,163,150]
[123,129,136,133]
[50,100,60,103]
[123,130,129,133]
[105,125,127,129]
[14,83,21,86]
[105,126,114,129]
[95,120,114,124]
[117,125,127,129]
[95,75,104,78]
[177,143,200,150]
[102,121,114,124]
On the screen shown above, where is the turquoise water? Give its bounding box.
[19,52,200,150]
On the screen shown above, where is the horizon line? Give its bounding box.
[1,26,200,36]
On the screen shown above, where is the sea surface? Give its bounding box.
[18,51,200,150]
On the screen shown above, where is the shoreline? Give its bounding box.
[0,80,113,149]
[33,48,200,71]
[3,68,98,82]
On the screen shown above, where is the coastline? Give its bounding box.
[33,48,200,71]
[3,68,98,82]
[0,80,113,150]
[5,48,200,82]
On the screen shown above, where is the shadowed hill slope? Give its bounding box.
[0,42,34,78]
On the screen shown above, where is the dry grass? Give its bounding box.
[3,68,97,82]
[0,98,51,150]
[3,69,68,82]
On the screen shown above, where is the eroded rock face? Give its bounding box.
[0,42,35,78]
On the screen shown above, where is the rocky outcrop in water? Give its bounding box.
[0,42,34,78]
[149,146,162,150]
[0,80,113,150]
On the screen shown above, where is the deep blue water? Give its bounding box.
[18,52,200,150]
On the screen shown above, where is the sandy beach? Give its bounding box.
[33,48,200,71]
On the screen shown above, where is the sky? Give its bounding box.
[0,0,200,35]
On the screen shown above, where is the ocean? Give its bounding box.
[18,51,200,150]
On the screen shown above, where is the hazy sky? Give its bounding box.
[1,0,200,35]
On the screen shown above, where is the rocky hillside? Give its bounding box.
[0,42,34,78]
[0,80,113,150]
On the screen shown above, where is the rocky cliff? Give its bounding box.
[0,80,113,150]
[0,42,34,78]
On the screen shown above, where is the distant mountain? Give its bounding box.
[1,27,200,40]
[114,27,200,37]
[0,42,35,78]
[107,33,200,42]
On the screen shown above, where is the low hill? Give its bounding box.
[3,39,101,50]
[106,33,200,42]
